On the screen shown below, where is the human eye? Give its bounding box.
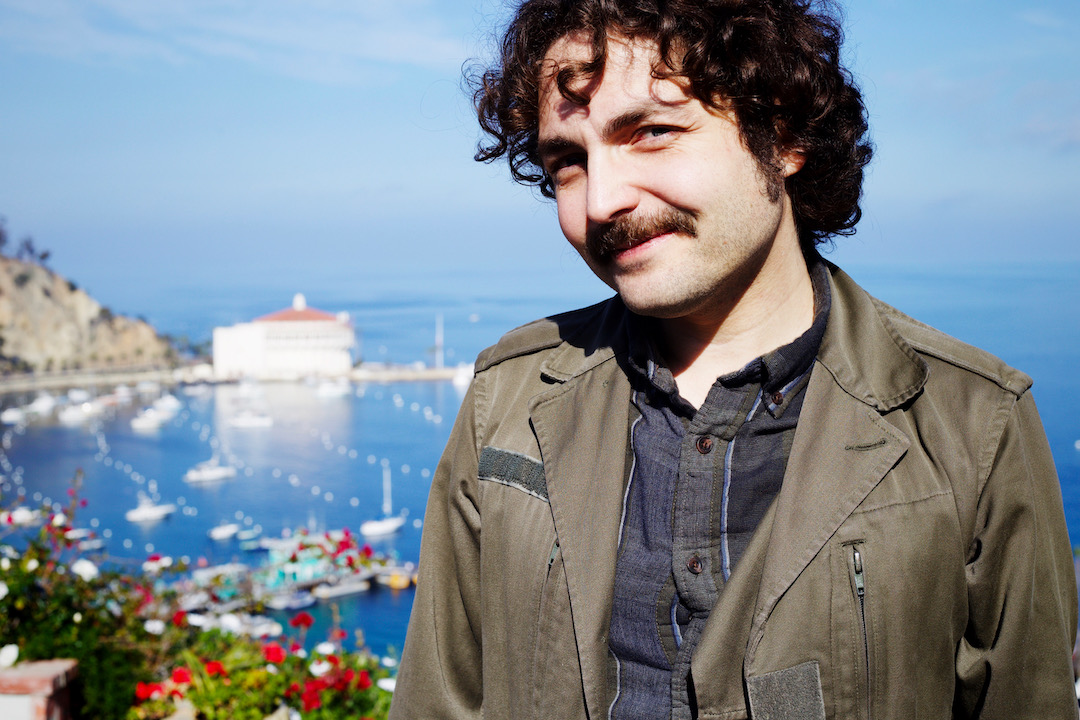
[633,125,680,148]
[546,152,586,183]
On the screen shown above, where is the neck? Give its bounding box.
[660,241,815,409]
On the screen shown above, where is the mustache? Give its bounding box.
[585,209,698,263]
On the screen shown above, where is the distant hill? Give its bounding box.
[0,256,173,374]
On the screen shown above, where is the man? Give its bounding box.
[390,1,1078,718]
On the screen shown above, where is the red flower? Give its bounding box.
[356,670,372,690]
[331,628,347,641]
[79,498,88,507]
[289,611,314,629]
[333,668,355,691]
[285,682,301,698]
[302,688,322,712]
[290,640,303,653]
[262,642,286,664]
[171,609,187,627]
[327,654,340,667]
[147,553,162,562]
[135,682,165,701]
[171,667,193,685]
[361,544,373,559]
[205,660,228,677]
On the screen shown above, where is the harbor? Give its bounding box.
[0,374,465,658]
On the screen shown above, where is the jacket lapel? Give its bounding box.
[745,366,909,662]
[746,263,927,664]
[531,353,631,720]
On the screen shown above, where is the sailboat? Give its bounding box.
[125,492,177,523]
[360,465,406,537]
[184,453,237,483]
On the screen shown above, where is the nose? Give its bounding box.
[585,150,640,227]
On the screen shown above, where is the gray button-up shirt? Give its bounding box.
[608,259,832,720]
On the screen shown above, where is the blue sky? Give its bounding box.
[0,0,1077,332]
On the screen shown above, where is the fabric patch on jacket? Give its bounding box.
[746,661,826,720]
[478,446,548,502]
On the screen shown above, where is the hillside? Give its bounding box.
[0,257,173,374]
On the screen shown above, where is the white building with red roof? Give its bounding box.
[212,294,355,380]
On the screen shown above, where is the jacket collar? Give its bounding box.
[814,261,929,411]
[538,295,630,384]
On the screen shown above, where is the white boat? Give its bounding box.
[228,409,273,429]
[208,522,241,540]
[135,380,161,395]
[26,393,57,417]
[131,407,167,432]
[184,456,237,483]
[182,383,213,398]
[67,388,91,404]
[360,465,407,538]
[154,394,183,413]
[316,378,352,398]
[374,564,416,590]
[113,384,134,404]
[125,493,177,522]
[359,514,406,538]
[313,574,373,599]
[265,590,316,611]
[0,506,42,526]
[0,407,26,425]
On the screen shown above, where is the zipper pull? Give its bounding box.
[853,548,865,598]
[547,539,560,569]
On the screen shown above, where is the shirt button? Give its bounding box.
[687,555,703,574]
[771,391,784,405]
[695,436,713,454]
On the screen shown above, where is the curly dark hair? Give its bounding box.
[470,0,873,247]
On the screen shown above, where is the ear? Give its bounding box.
[780,148,805,178]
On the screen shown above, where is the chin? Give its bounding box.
[616,293,687,320]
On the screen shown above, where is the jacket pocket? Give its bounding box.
[845,540,871,720]
[531,537,584,719]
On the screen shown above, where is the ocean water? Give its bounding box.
[2,260,1078,659]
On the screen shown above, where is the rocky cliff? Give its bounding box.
[0,257,172,373]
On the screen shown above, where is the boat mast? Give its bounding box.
[382,465,393,517]
[434,313,445,369]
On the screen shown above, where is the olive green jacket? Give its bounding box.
[390,264,1078,720]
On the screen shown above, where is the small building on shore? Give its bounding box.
[212,294,355,381]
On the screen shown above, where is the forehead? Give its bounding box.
[538,34,693,129]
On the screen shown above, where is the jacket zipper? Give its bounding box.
[851,545,870,720]
[547,539,560,569]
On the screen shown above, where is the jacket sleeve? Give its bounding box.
[389,380,485,719]
[955,390,1078,718]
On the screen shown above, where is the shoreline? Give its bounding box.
[0,363,470,395]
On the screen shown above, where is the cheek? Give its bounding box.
[555,193,588,251]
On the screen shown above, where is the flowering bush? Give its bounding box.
[1,475,393,720]
[128,627,390,720]
[0,472,163,719]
